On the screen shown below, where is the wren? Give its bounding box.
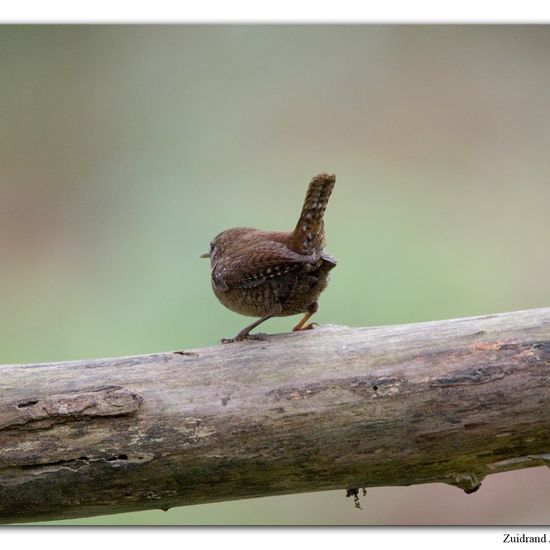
[201,173,336,343]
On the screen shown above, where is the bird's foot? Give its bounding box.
[293,322,319,332]
[220,332,268,344]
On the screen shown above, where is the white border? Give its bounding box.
[1,0,550,23]
[4,528,550,550]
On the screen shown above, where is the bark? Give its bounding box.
[0,307,549,523]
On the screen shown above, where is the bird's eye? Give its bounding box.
[210,242,215,252]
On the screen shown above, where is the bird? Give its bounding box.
[201,173,336,343]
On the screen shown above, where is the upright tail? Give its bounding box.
[292,173,335,255]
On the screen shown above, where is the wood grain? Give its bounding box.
[1,307,549,523]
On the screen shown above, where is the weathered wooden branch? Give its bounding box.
[1,307,549,523]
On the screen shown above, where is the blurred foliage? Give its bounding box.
[1,25,549,524]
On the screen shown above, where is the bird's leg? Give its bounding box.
[221,315,271,344]
[221,304,282,344]
[292,301,319,331]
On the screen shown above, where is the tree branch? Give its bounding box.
[1,307,549,523]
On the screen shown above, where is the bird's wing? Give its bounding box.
[212,240,319,291]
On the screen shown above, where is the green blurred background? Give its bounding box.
[1,25,549,525]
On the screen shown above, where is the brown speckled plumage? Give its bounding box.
[202,173,336,342]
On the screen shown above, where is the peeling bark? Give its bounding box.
[0,386,142,430]
[0,307,549,523]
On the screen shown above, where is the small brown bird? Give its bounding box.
[201,173,336,343]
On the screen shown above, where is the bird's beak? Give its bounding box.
[200,252,210,259]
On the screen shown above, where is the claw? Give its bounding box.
[293,321,319,331]
[220,332,267,344]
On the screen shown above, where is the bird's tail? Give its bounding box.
[292,173,335,255]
